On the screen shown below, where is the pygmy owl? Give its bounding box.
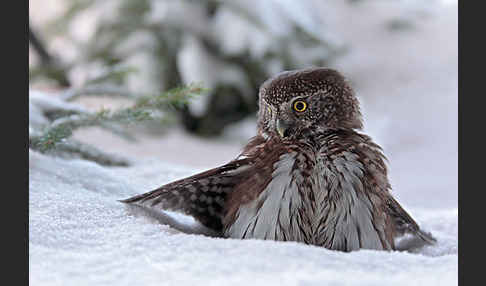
[121,67,436,251]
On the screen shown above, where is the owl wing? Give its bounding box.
[386,196,437,245]
[119,157,252,232]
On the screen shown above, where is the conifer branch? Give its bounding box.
[53,139,131,167]
[29,84,206,153]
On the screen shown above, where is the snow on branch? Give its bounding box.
[29,84,206,165]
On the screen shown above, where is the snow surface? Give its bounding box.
[29,150,457,286]
[29,1,457,285]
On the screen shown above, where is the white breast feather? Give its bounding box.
[225,150,387,251]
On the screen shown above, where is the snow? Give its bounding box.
[29,0,457,285]
[29,150,457,286]
[29,89,90,138]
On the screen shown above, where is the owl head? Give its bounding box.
[257,67,363,139]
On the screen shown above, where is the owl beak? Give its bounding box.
[276,119,290,138]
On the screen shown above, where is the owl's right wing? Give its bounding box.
[119,158,252,232]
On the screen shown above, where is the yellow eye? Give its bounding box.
[293,100,307,112]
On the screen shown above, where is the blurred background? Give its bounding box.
[29,0,457,209]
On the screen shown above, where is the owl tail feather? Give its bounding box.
[415,228,437,245]
[387,196,437,250]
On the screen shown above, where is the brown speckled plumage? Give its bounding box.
[121,67,435,251]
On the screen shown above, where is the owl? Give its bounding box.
[121,67,436,252]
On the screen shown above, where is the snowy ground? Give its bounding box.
[29,1,457,285]
[29,150,457,286]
